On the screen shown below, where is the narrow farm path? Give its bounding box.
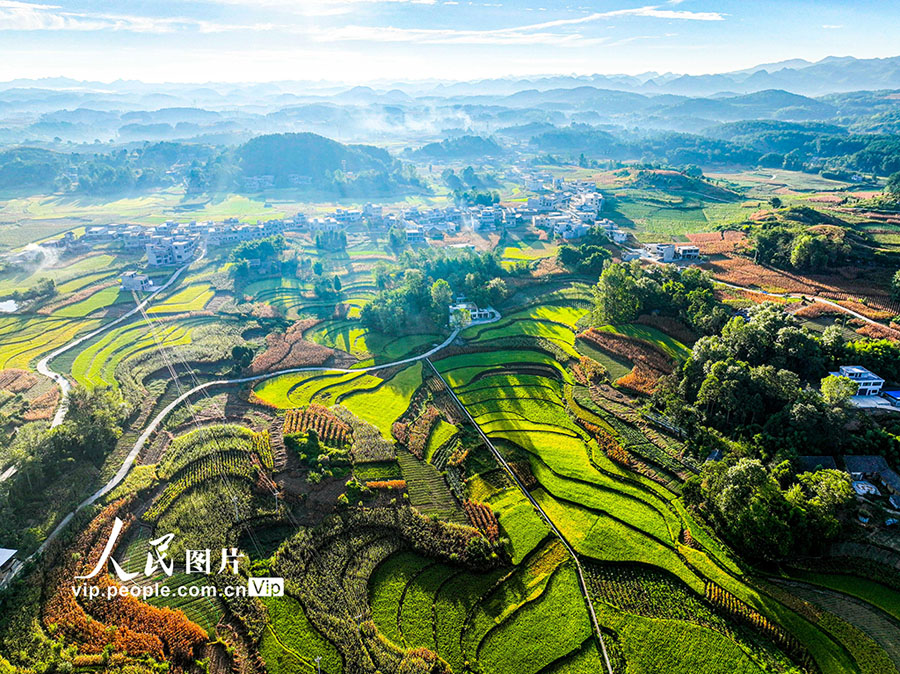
[423,358,615,674]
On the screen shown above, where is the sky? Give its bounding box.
[0,0,898,83]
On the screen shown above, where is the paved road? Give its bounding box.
[716,279,900,334]
[424,358,615,674]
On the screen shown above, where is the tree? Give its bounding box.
[430,279,452,319]
[684,164,703,178]
[333,275,342,293]
[388,225,408,250]
[48,386,128,466]
[769,196,783,208]
[820,374,857,406]
[592,262,640,325]
[484,278,508,306]
[892,269,900,301]
[231,345,254,370]
[887,171,900,195]
[790,234,829,271]
[450,306,471,329]
[313,261,323,276]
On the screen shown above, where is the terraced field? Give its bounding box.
[0,315,103,369]
[429,340,857,674]
[368,541,601,674]
[146,283,214,314]
[254,363,423,436]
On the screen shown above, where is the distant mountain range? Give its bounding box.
[423,56,900,98]
[0,55,899,149]
[2,55,900,99]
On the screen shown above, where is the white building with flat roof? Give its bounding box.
[830,365,885,396]
[145,237,197,267]
[120,271,154,292]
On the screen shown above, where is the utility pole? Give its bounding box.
[314,655,322,674]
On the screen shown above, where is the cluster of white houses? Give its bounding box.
[56,176,717,280]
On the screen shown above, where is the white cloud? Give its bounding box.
[822,24,843,29]
[0,0,723,42]
[313,4,723,46]
[319,24,603,45]
[0,0,277,32]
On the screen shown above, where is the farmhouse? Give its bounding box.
[843,455,900,495]
[405,227,426,244]
[120,271,154,292]
[145,237,197,267]
[644,243,702,262]
[449,301,494,327]
[676,245,701,260]
[554,222,590,240]
[829,365,884,396]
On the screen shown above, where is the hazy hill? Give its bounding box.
[237,132,395,180]
[409,135,503,159]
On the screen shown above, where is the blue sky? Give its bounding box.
[0,0,897,83]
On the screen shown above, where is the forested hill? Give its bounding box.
[237,132,396,179]
[0,133,425,197]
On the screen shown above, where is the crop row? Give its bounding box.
[42,497,206,667]
[333,404,396,463]
[463,500,500,542]
[753,580,896,674]
[159,423,256,478]
[253,430,274,470]
[284,404,351,446]
[706,584,817,672]
[145,451,255,522]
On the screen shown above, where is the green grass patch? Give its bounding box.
[259,595,343,674]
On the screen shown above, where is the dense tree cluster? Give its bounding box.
[0,387,129,549]
[655,303,900,463]
[412,135,502,160]
[556,227,613,274]
[362,251,507,333]
[684,458,855,561]
[0,143,214,195]
[314,229,348,251]
[229,235,285,278]
[751,218,853,272]
[592,261,729,335]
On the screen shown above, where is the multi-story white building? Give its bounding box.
[145,237,197,267]
[830,366,885,396]
[406,227,426,244]
[120,271,154,292]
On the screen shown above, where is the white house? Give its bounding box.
[0,548,17,585]
[406,227,426,244]
[830,366,885,396]
[449,302,493,327]
[145,237,197,267]
[645,243,676,262]
[645,243,701,263]
[676,245,701,260]
[476,207,501,231]
[554,222,590,240]
[120,271,154,292]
